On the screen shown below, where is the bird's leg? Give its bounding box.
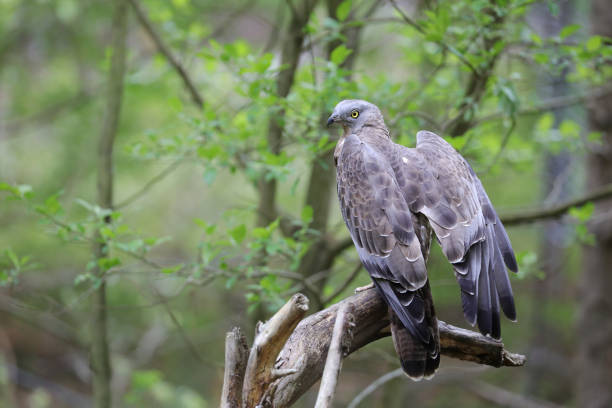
[354,282,375,293]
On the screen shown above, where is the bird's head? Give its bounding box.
[326,99,386,133]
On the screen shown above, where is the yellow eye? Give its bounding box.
[351,110,359,118]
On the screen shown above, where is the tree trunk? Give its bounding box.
[577,1,612,407]
[91,0,128,407]
[256,1,318,228]
[525,1,574,402]
[296,0,366,307]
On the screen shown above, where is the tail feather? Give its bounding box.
[390,280,440,380]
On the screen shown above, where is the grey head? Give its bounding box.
[327,99,386,133]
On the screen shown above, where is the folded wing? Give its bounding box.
[390,130,517,339]
[336,134,439,365]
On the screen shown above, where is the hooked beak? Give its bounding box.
[326,115,337,127]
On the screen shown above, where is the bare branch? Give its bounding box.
[468,380,564,408]
[242,293,309,407]
[314,302,355,408]
[500,182,612,226]
[149,285,205,363]
[115,158,183,209]
[476,85,612,125]
[128,0,204,107]
[3,89,94,139]
[483,117,516,173]
[220,327,249,408]
[268,288,523,407]
[347,368,404,408]
[322,262,362,305]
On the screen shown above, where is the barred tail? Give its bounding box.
[390,281,440,380]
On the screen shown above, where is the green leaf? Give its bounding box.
[530,33,542,46]
[560,24,580,39]
[6,249,19,268]
[194,218,216,235]
[259,274,280,292]
[131,370,163,390]
[330,44,352,65]
[252,227,269,239]
[98,257,121,271]
[161,263,184,274]
[533,53,549,64]
[336,0,351,22]
[586,35,602,52]
[569,202,594,222]
[225,275,238,289]
[536,113,554,133]
[301,205,313,224]
[559,119,580,139]
[229,224,247,244]
[203,167,217,185]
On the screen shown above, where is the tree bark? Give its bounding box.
[220,328,249,408]
[577,1,612,407]
[256,0,318,228]
[91,1,128,407]
[226,288,525,408]
[296,0,368,304]
[526,1,574,401]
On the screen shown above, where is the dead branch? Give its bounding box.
[223,287,524,407]
[221,328,249,408]
[242,293,309,407]
[314,302,355,408]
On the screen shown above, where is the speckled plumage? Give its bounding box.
[329,100,518,380]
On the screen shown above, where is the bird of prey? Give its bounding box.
[328,99,517,380]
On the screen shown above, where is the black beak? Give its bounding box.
[326,115,336,127]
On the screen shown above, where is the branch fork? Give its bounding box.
[220,288,525,408]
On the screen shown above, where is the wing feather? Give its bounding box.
[387,130,518,339]
[336,134,432,344]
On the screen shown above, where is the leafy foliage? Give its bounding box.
[1,0,611,405]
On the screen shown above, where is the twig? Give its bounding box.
[242,293,309,407]
[388,0,478,74]
[314,302,355,408]
[468,380,564,408]
[128,0,204,107]
[3,89,94,139]
[220,327,249,408]
[326,237,355,263]
[484,116,516,173]
[500,182,612,226]
[347,368,403,408]
[149,284,205,363]
[476,85,612,125]
[115,158,183,208]
[322,262,362,305]
[347,365,491,408]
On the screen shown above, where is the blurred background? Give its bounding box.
[1,0,611,406]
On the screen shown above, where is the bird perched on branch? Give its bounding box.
[328,99,517,380]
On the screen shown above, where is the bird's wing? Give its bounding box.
[336,134,437,349]
[390,130,517,339]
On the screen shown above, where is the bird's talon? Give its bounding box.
[355,282,375,293]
